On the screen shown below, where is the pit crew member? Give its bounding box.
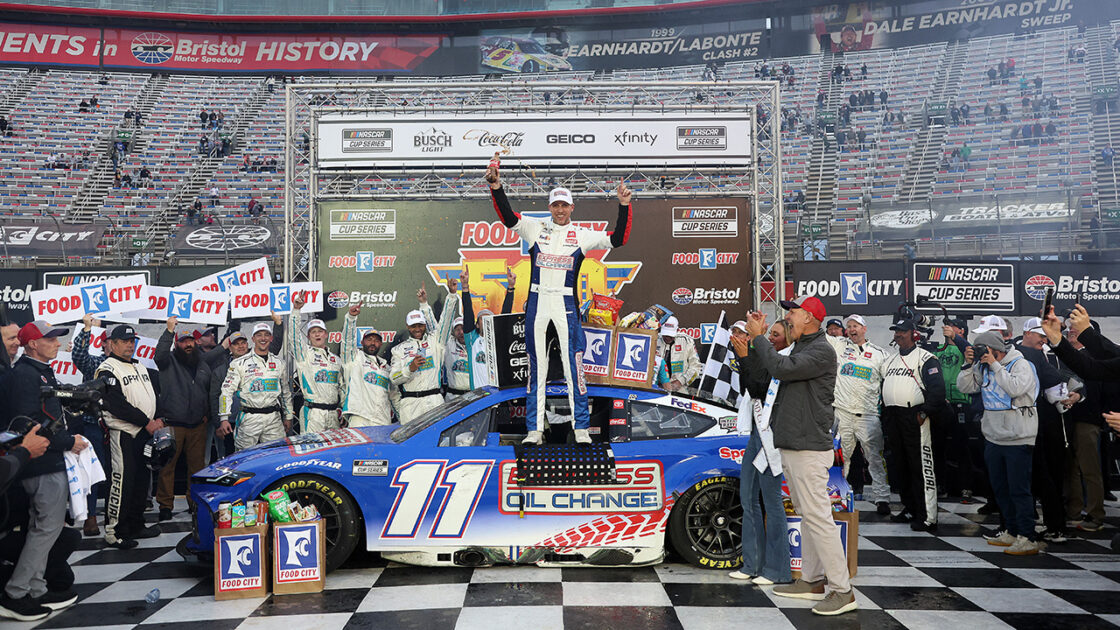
[290,292,341,434]
[657,316,701,392]
[418,278,463,400]
[219,323,294,451]
[390,285,452,424]
[341,302,396,427]
[460,265,516,389]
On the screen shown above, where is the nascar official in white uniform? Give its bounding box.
[290,293,341,434]
[656,316,702,391]
[880,314,946,532]
[390,284,454,424]
[825,314,891,515]
[419,278,468,400]
[341,302,396,427]
[219,322,295,451]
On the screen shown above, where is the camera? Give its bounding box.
[973,344,991,360]
[1,414,66,451]
[40,375,112,415]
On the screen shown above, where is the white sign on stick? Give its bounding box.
[51,351,83,385]
[69,326,159,370]
[183,258,271,292]
[229,282,323,318]
[31,275,148,325]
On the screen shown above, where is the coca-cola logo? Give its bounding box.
[508,341,526,354]
[463,129,525,151]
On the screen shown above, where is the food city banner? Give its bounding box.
[125,285,231,326]
[171,224,277,257]
[229,282,324,319]
[790,261,906,316]
[0,24,444,73]
[316,113,752,168]
[182,257,272,293]
[317,198,751,344]
[859,197,1076,239]
[30,275,148,325]
[50,351,83,385]
[68,326,159,371]
[0,221,107,258]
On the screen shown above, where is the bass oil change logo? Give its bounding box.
[499,460,664,514]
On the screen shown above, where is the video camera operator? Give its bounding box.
[0,321,85,620]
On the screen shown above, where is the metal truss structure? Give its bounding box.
[284,79,785,307]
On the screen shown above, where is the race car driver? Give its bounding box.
[825,314,891,515]
[219,322,294,451]
[418,278,464,400]
[486,153,633,445]
[390,284,455,424]
[657,316,701,391]
[290,292,341,434]
[341,301,396,427]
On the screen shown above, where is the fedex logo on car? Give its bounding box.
[218,533,262,591]
[276,523,320,583]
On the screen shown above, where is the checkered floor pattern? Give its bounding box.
[15,497,1120,630]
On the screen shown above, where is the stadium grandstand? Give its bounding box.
[1,0,1120,627]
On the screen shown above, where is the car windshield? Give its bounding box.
[517,39,546,55]
[389,390,488,443]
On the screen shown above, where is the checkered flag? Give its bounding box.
[696,311,741,408]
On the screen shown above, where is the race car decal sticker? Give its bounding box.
[498,460,664,515]
[381,459,493,539]
[287,428,372,456]
[352,459,388,476]
[531,495,676,552]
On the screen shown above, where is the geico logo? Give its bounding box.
[460,221,521,247]
[694,288,740,300]
[546,134,595,144]
[796,279,901,297]
[37,295,83,315]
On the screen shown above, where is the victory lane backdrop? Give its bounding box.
[316,197,751,344]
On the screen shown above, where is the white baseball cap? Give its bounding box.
[548,187,574,205]
[660,316,679,337]
[452,317,464,329]
[306,319,326,333]
[252,322,273,336]
[1023,317,1044,334]
[731,320,748,333]
[971,314,1008,334]
[405,310,426,326]
[844,314,867,327]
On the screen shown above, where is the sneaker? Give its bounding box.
[773,578,827,601]
[1078,520,1103,532]
[977,502,1000,515]
[812,589,858,616]
[751,576,775,585]
[889,512,912,524]
[1041,530,1067,544]
[573,428,591,444]
[960,490,975,505]
[37,589,77,611]
[1005,535,1042,556]
[522,430,543,445]
[911,520,937,533]
[728,570,753,580]
[134,524,161,539]
[158,508,173,522]
[104,538,138,550]
[875,502,891,516]
[0,594,51,621]
[984,530,1015,546]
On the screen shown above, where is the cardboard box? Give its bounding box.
[607,327,656,388]
[214,524,269,600]
[787,510,859,579]
[272,520,326,594]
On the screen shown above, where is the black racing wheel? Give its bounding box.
[667,476,743,569]
[270,475,361,572]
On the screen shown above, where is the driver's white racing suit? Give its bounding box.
[290,306,341,434]
[826,334,890,504]
[219,351,295,451]
[390,294,455,424]
[340,312,396,427]
[420,293,471,399]
[490,185,632,432]
[656,334,702,389]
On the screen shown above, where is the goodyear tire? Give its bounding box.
[521,60,540,73]
[270,475,361,573]
[667,476,743,570]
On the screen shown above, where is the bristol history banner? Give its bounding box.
[317,197,751,346]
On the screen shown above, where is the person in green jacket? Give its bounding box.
[931,317,980,503]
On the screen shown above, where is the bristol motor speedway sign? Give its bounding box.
[1018,262,1120,316]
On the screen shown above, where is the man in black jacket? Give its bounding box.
[154,318,212,522]
[744,297,856,617]
[0,321,84,620]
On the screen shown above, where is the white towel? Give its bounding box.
[64,437,106,522]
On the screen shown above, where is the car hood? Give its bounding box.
[196,425,397,476]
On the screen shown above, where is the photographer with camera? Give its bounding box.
[95,325,161,550]
[957,332,1042,555]
[0,321,84,620]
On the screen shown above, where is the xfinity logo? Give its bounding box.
[614,132,658,146]
[547,134,595,144]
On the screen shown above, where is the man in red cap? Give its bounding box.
[743,296,856,616]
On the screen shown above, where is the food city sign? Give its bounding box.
[317,113,751,167]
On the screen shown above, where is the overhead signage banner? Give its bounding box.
[31,275,148,325]
[316,113,752,167]
[912,261,1016,314]
[863,199,1076,238]
[40,269,153,289]
[0,270,37,326]
[230,282,324,319]
[790,261,907,316]
[318,197,751,346]
[171,225,276,256]
[1018,262,1120,317]
[183,257,272,293]
[0,221,106,257]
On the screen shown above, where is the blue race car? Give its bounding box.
[181,383,747,572]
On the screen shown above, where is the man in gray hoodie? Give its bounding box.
[956,330,1041,555]
[744,296,855,617]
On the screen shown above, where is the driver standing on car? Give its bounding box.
[290,292,341,434]
[486,152,633,445]
[219,323,294,451]
[341,302,396,427]
[390,283,454,424]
